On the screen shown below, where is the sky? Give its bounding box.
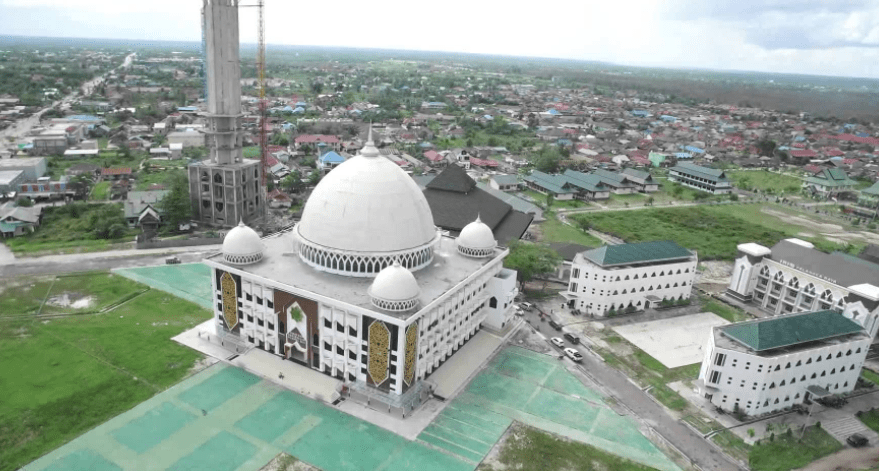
[2,0,879,79]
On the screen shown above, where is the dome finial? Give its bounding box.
[360,124,379,158]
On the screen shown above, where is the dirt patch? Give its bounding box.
[46,292,95,309]
[696,261,733,285]
[257,453,319,471]
[477,422,519,471]
[796,447,879,471]
[763,207,879,244]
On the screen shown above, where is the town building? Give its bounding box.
[0,170,25,196]
[592,169,638,194]
[187,0,263,228]
[563,240,697,316]
[620,168,660,192]
[18,176,71,199]
[0,157,48,181]
[124,190,169,228]
[168,130,205,148]
[668,162,733,194]
[856,181,879,209]
[697,308,876,415]
[726,239,879,320]
[0,201,41,237]
[422,165,533,245]
[803,168,857,197]
[489,175,520,192]
[204,134,519,416]
[523,170,611,201]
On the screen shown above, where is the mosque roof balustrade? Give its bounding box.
[206,232,506,321]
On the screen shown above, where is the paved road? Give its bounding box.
[0,243,219,278]
[0,53,134,143]
[522,307,743,471]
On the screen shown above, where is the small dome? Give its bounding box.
[456,216,496,258]
[368,261,420,312]
[222,221,265,265]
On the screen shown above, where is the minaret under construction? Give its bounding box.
[188,0,263,227]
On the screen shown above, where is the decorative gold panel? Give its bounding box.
[368,320,390,385]
[404,322,417,386]
[220,272,238,330]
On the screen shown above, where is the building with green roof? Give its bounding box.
[668,162,733,194]
[563,240,697,316]
[856,180,879,209]
[803,168,858,197]
[698,308,874,416]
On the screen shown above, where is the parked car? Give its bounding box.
[846,433,868,448]
[563,332,580,345]
[548,319,562,331]
[550,337,564,348]
[564,348,583,362]
[514,307,524,317]
[520,302,533,311]
[165,256,181,264]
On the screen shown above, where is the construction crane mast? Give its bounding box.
[257,0,269,221]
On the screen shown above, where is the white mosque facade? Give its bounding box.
[204,133,518,412]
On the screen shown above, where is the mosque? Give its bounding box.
[205,131,519,413]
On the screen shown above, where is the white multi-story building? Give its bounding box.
[563,240,697,316]
[204,133,518,417]
[697,307,876,415]
[668,162,733,194]
[727,239,879,325]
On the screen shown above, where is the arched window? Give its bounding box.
[489,297,497,309]
[213,173,222,183]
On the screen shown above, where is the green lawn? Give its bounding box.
[0,274,211,471]
[90,181,110,200]
[858,409,879,433]
[482,424,660,471]
[729,170,803,194]
[539,216,603,247]
[862,369,879,387]
[0,273,147,317]
[570,205,850,260]
[135,168,185,190]
[703,298,751,323]
[748,426,842,471]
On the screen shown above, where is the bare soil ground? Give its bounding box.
[796,447,879,471]
[257,453,320,471]
[695,261,733,286]
[763,208,879,245]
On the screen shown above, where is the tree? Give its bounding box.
[503,241,562,292]
[15,197,33,207]
[68,174,92,199]
[646,196,655,206]
[545,193,554,208]
[282,170,303,193]
[159,173,191,230]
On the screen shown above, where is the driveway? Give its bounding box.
[519,303,743,471]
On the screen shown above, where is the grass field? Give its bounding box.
[571,204,849,260]
[729,170,803,194]
[135,168,185,190]
[0,273,210,471]
[539,215,603,247]
[858,409,879,433]
[480,424,660,471]
[4,203,136,255]
[702,298,751,323]
[748,426,842,471]
[89,181,110,200]
[0,273,147,317]
[862,369,879,386]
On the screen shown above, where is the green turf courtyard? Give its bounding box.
[24,347,679,471]
[114,263,214,310]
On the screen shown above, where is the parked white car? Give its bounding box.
[550,337,565,348]
[564,348,583,362]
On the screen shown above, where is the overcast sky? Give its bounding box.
[2,0,879,79]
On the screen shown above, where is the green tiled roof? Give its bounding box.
[721,310,864,352]
[582,240,694,267]
[805,168,858,188]
[861,181,879,196]
[562,170,607,192]
[524,170,576,194]
[669,162,730,183]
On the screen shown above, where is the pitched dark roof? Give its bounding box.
[424,186,510,232]
[768,239,879,288]
[548,242,594,261]
[858,244,879,266]
[582,240,694,267]
[425,164,476,193]
[670,162,729,183]
[721,310,864,352]
[492,209,534,245]
[621,167,652,182]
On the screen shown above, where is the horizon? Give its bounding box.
[1,0,879,79]
[4,34,879,84]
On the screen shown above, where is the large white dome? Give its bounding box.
[368,261,420,312]
[456,216,496,258]
[295,131,439,276]
[223,221,265,265]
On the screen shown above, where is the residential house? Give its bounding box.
[102,167,133,182]
[123,190,169,228]
[0,201,41,237]
[523,170,578,200]
[857,181,879,209]
[592,169,638,194]
[561,170,612,201]
[267,189,293,209]
[489,175,520,192]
